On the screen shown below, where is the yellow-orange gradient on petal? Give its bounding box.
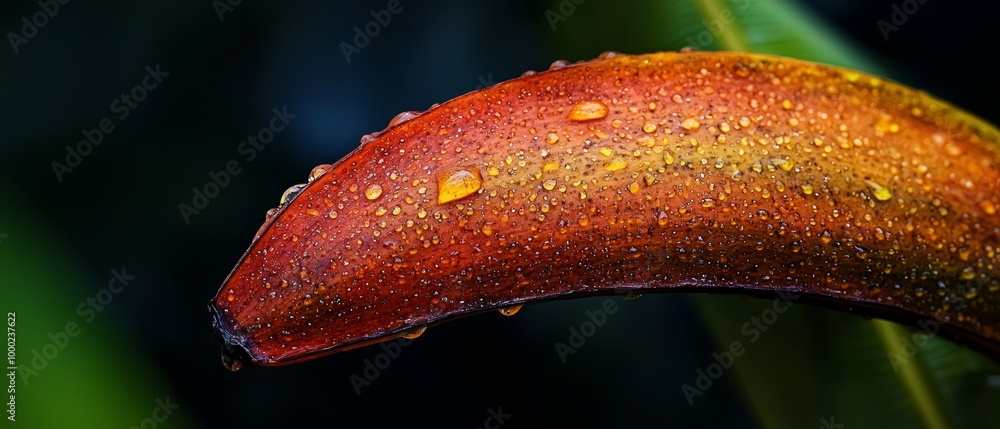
[210,51,1000,370]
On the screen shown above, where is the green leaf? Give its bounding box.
[687,0,874,70]
[544,0,877,72]
[872,320,950,429]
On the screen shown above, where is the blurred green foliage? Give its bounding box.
[0,186,190,428]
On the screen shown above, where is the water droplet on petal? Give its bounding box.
[549,60,571,70]
[568,101,608,121]
[365,184,384,200]
[388,110,422,127]
[308,164,332,182]
[499,304,523,316]
[280,183,306,205]
[400,325,427,339]
[867,180,892,201]
[680,118,701,130]
[656,211,669,226]
[598,51,621,59]
[360,133,380,144]
[221,349,244,372]
[437,168,484,204]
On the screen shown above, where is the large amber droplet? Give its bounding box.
[567,100,609,121]
[436,168,484,204]
[365,184,383,201]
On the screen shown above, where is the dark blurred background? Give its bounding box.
[2,0,999,428]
